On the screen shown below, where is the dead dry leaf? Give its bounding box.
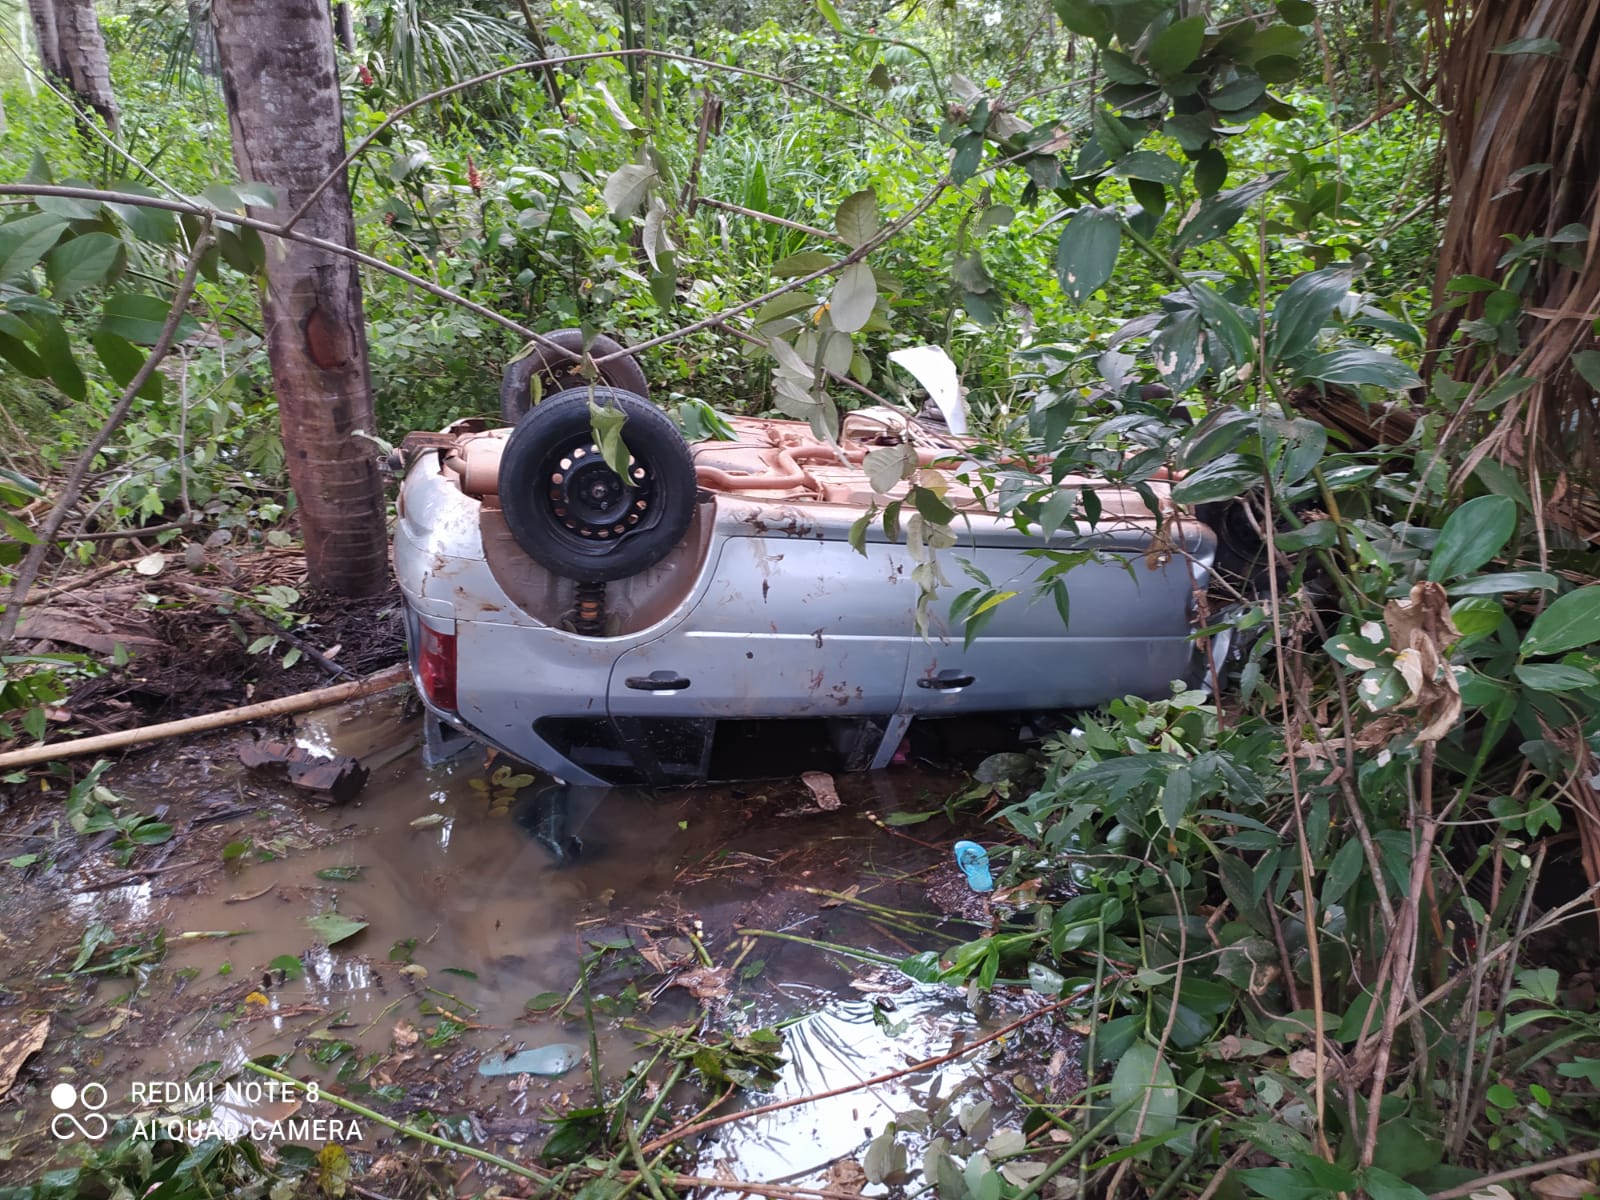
[821,1159,868,1193]
[671,966,732,1001]
[802,770,841,810]
[0,1017,49,1100]
[1530,1175,1598,1200]
[821,884,860,908]
[1286,1048,1320,1079]
[392,1020,419,1049]
[1383,581,1462,743]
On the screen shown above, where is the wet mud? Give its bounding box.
[0,691,1080,1191]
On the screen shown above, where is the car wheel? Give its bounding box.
[499,330,650,424]
[497,386,696,582]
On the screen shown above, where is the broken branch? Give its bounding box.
[0,664,409,769]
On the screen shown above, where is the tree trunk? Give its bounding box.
[25,0,63,82]
[187,0,219,76]
[333,2,355,53]
[49,0,119,134]
[1431,0,1600,484]
[211,0,389,598]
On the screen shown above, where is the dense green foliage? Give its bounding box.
[3,0,1600,1197]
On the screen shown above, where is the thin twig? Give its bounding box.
[697,197,839,241]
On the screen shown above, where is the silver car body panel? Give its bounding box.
[395,409,1216,784]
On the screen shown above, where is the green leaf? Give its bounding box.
[91,331,163,401]
[1148,16,1205,76]
[33,314,85,402]
[99,292,200,345]
[1171,455,1258,503]
[588,399,630,478]
[1492,36,1563,57]
[303,912,369,946]
[835,189,880,249]
[1573,350,1600,390]
[1174,173,1284,252]
[1428,495,1516,583]
[864,442,916,493]
[1450,597,1506,640]
[269,954,306,980]
[1052,0,1111,42]
[1211,75,1266,111]
[1471,373,1537,414]
[1296,347,1421,390]
[1237,1166,1325,1200]
[1271,264,1355,363]
[1160,766,1192,829]
[602,163,656,219]
[771,251,835,278]
[315,866,365,882]
[1109,1042,1179,1142]
[848,510,871,555]
[1522,586,1600,657]
[103,188,177,244]
[0,213,68,282]
[1194,148,1228,196]
[0,333,47,380]
[1113,150,1185,185]
[1513,662,1598,692]
[44,232,123,300]
[1149,310,1205,393]
[1055,207,1121,303]
[1357,665,1408,711]
[1188,283,1255,367]
[829,262,877,333]
[1028,961,1065,997]
[1254,54,1301,83]
[1323,838,1364,908]
[1276,0,1315,24]
[816,0,844,32]
[1447,572,1559,596]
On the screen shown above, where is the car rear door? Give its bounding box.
[606,530,914,753]
[901,520,1211,714]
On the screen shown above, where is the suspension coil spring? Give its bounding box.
[572,580,607,637]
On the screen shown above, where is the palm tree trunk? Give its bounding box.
[25,0,63,80]
[211,0,388,598]
[1431,0,1600,482]
[28,0,118,134]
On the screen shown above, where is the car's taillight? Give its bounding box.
[416,621,457,712]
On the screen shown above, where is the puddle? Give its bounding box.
[0,694,1078,1186]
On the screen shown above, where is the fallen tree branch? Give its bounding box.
[0,663,409,769]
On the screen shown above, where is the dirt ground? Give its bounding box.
[10,544,405,736]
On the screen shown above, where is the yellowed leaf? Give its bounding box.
[0,1018,49,1100]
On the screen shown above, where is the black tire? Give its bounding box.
[500,330,650,424]
[498,386,696,582]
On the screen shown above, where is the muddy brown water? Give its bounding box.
[0,693,1078,1190]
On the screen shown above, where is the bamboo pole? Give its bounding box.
[0,664,411,769]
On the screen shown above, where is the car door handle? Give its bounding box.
[626,671,691,692]
[917,673,975,690]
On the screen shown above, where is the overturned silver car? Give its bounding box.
[392,337,1216,786]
